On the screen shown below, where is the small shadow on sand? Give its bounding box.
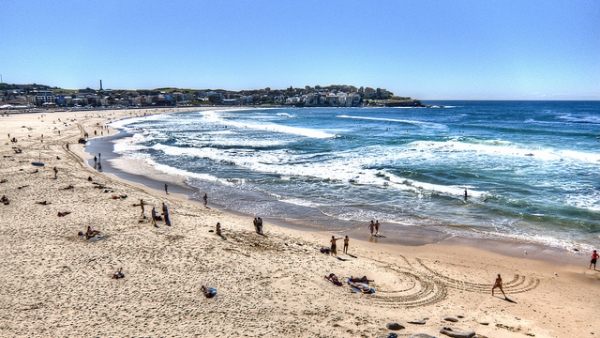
[347,254,358,258]
[336,256,349,261]
[503,297,517,303]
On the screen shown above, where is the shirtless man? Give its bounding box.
[203,193,208,207]
[369,220,375,236]
[343,236,349,254]
[492,274,506,298]
[374,220,380,236]
[330,236,342,256]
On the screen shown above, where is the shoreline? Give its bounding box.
[1,107,598,337]
[88,115,586,267]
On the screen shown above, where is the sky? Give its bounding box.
[1,0,599,100]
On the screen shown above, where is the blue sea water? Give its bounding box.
[107,101,600,251]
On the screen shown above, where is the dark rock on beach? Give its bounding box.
[444,317,459,322]
[439,326,476,338]
[410,334,437,338]
[386,322,405,330]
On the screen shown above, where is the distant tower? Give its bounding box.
[99,80,103,91]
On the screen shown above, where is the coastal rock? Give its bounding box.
[439,326,475,338]
[444,317,459,322]
[410,334,437,338]
[408,319,427,325]
[386,322,405,330]
[478,322,489,326]
[457,315,464,319]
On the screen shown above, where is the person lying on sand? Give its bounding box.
[201,285,215,297]
[36,201,51,205]
[349,276,374,283]
[57,211,71,217]
[348,282,372,294]
[324,273,343,286]
[85,226,101,239]
[111,267,125,279]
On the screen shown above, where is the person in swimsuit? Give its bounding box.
[203,193,208,207]
[374,220,380,236]
[216,222,221,236]
[111,267,124,279]
[492,274,506,298]
[349,276,373,283]
[590,250,599,270]
[324,273,342,286]
[330,236,342,256]
[201,285,214,297]
[343,236,349,254]
[369,220,374,236]
[348,282,372,293]
[85,226,101,240]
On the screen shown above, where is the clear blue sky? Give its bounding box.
[2,0,599,100]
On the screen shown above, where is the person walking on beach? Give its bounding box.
[139,199,145,215]
[151,207,158,227]
[492,274,506,299]
[257,217,263,234]
[164,183,168,195]
[369,220,375,236]
[330,236,342,256]
[590,250,599,270]
[162,202,171,226]
[343,235,349,254]
[216,222,221,236]
[375,220,380,236]
[253,218,259,233]
[203,193,208,207]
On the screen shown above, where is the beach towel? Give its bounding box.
[349,284,375,294]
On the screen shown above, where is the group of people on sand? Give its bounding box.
[329,235,350,256]
[324,273,374,293]
[139,199,170,227]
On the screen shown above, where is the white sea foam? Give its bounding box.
[200,110,334,138]
[336,115,448,130]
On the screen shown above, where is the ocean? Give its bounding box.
[100,101,600,252]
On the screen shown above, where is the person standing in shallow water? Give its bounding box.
[374,220,380,236]
[203,193,207,207]
[369,220,374,236]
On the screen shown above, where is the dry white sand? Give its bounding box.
[0,108,598,337]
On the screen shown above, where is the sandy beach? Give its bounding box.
[0,108,598,337]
